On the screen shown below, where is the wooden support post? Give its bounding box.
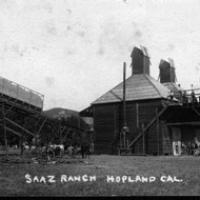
[123,62,126,127]
[78,115,82,148]
[113,105,117,154]
[128,106,168,148]
[136,103,139,128]
[119,130,121,155]
[5,127,22,137]
[20,116,24,156]
[59,120,61,144]
[142,123,145,155]
[20,135,24,156]
[5,117,35,137]
[122,62,128,154]
[78,115,81,130]
[37,118,47,135]
[2,103,8,158]
[123,130,126,149]
[58,119,62,158]
[156,108,160,155]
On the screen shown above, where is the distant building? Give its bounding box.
[81,47,175,154]
[80,46,200,156]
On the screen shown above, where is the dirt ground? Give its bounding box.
[0,155,200,196]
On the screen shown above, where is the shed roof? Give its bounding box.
[92,74,171,105]
[162,82,183,98]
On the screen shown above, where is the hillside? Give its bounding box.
[43,107,79,119]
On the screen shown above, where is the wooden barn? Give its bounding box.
[80,46,200,155]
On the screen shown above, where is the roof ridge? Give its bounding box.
[92,74,170,105]
[91,75,133,104]
[144,74,167,98]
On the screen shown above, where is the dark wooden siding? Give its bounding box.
[93,99,166,155]
[145,123,161,155]
[161,121,172,155]
[126,103,137,140]
[134,137,144,155]
[132,100,164,154]
[138,100,163,126]
[181,126,195,143]
[93,104,118,154]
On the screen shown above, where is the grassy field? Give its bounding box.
[0,155,200,196]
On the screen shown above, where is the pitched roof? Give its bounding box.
[92,74,171,105]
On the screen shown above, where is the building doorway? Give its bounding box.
[171,127,181,156]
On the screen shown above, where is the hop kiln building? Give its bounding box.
[81,46,200,155]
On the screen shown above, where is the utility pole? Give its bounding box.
[123,62,127,128]
[142,123,145,155]
[120,62,130,154]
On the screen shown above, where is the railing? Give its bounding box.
[179,88,200,104]
[0,76,44,109]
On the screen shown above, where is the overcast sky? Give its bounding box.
[0,0,200,111]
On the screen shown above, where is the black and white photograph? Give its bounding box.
[0,0,200,197]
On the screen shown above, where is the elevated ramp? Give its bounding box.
[0,76,44,112]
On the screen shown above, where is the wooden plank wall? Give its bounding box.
[126,103,137,140]
[93,99,168,155]
[181,126,195,145]
[160,121,172,155]
[145,123,161,155]
[133,100,163,154]
[134,137,144,155]
[93,104,117,154]
[138,100,163,126]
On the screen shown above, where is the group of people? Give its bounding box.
[20,140,94,159]
[179,90,199,104]
[181,138,200,156]
[66,142,94,158]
